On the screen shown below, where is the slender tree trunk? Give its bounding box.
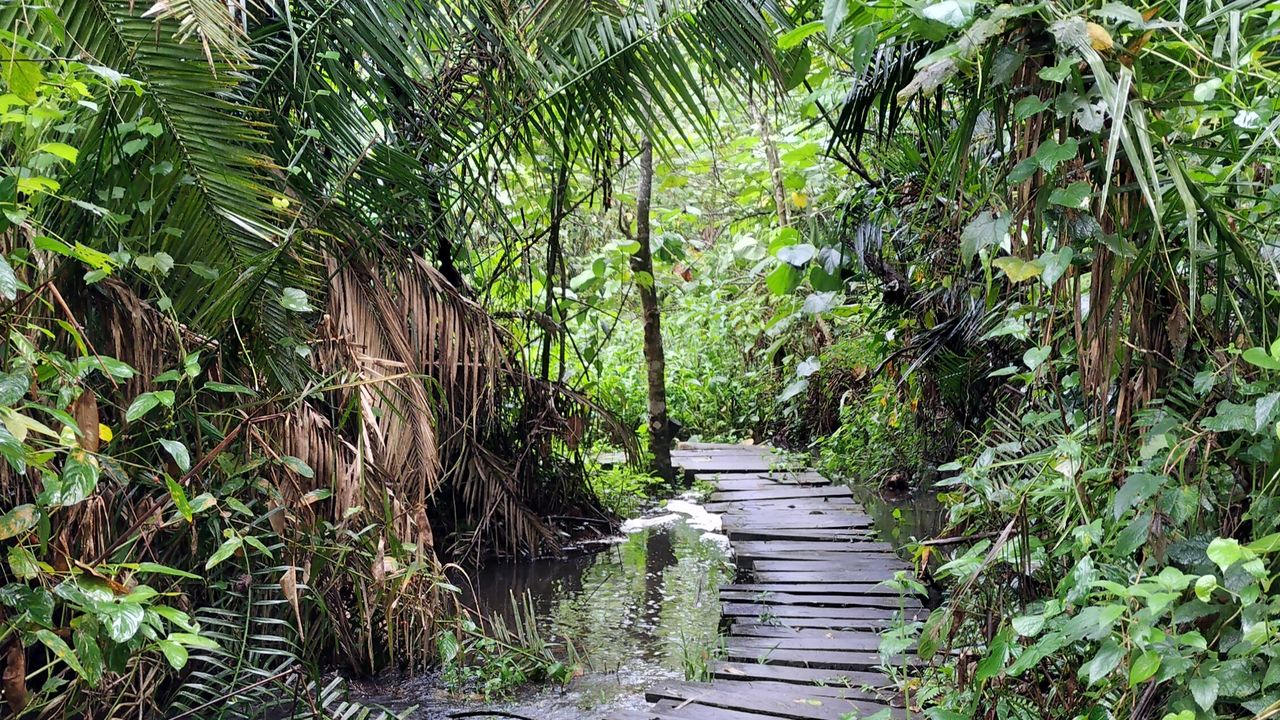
[630,140,673,482]
[752,99,790,228]
[540,161,569,381]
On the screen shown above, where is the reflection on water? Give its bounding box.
[852,481,947,557]
[358,515,733,719]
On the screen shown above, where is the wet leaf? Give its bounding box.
[0,505,37,540]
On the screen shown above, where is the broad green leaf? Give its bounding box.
[1,48,43,103]
[99,601,145,642]
[1206,537,1249,571]
[765,263,801,295]
[960,211,1010,265]
[206,536,243,569]
[0,371,29,406]
[1242,347,1280,370]
[158,439,190,472]
[74,628,104,687]
[36,142,79,164]
[823,0,849,38]
[1084,640,1124,685]
[1128,650,1160,686]
[0,504,37,539]
[1011,614,1044,637]
[280,455,314,478]
[1039,246,1073,287]
[157,639,188,669]
[36,629,86,678]
[280,287,313,312]
[0,255,18,301]
[779,21,824,49]
[8,545,38,578]
[1190,676,1218,710]
[1034,138,1079,172]
[125,393,160,422]
[1014,95,1050,121]
[1049,182,1092,209]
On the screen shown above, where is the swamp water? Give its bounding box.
[358,502,734,719]
[358,479,945,720]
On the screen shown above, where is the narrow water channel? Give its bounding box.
[358,502,734,719]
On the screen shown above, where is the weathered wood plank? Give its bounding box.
[721,582,919,597]
[711,661,890,688]
[644,682,905,720]
[710,486,853,502]
[719,590,920,609]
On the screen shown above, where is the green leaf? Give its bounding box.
[280,287,313,312]
[1084,640,1124,685]
[36,142,79,164]
[98,601,145,642]
[158,439,190,472]
[1039,246,1073,288]
[1190,676,1218,710]
[0,371,30,406]
[766,263,801,295]
[203,381,255,395]
[1207,537,1250,571]
[1049,182,1092,209]
[992,256,1043,283]
[0,255,16,301]
[823,0,849,39]
[1,48,43,103]
[1013,95,1050,120]
[779,21,824,49]
[1011,614,1044,637]
[36,629,86,678]
[1034,137,1079,172]
[169,632,219,650]
[960,211,1011,265]
[133,252,174,275]
[166,476,192,523]
[206,536,243,569]
[125,393,160,422]
[280,455,314,478]
[135,562,201,579]
[8,545,39,579]
[1243,347,1280,370]
[74,628,104,687]
[157,639,189,669]
[1022,346,1050,371]
[0,504,37,540]
[1128,650,1160,686]
[1194,574,1216,601]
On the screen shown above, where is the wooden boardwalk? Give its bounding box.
[608,444,921,720]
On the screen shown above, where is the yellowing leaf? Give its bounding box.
[271,196,291,210]
[98,423,114,443]
[790,191,808,209]
[992,256,1044,283]
[1086,22,1113,50]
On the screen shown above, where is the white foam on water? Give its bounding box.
[620,513,681,533]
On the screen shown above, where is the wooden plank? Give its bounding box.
[729,623,888,638]
[721,583,918,597]
[724,527,876,542]
[710,486,852,502]
[649,699,796,720]
[722,603,901,620]
[720,647,904,672]
[728,635,887,652]
[735,540,895,554]
[724,516,875,530]
[645,682,905,720]
[719,590,920,609]
[707,499,862,513]
[711,477,830,491]
[750,558,909,572]
[753,569,907,583]
[640,676,901,717]
[712,661,889,689]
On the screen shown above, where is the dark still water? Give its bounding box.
[356,512,734,719]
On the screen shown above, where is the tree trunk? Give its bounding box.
[752,99,790,228]
[630,140,674,483]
